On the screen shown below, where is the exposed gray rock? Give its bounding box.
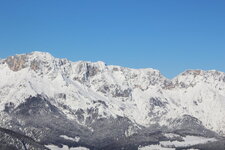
[5,55,28,71]
[97,85,110,94]
[4,102,15,113]
[30,60,41,72]
[113,88,131,97]
[149,97,165,107]
[0,127,49,150]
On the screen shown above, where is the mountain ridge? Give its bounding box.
[0,51,225,150]
[2,51,224,79]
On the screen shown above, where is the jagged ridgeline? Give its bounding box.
[0,52,225,150]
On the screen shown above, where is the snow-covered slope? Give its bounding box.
[0,52,225,149]
[167,70,225,135]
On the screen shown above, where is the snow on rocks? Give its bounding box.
[0,51,225,136]
[160,135,217,147]
[45,145,89,150]
[138,135,216,150]
[60,135,80,142]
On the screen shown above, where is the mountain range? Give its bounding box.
[0,51,225,150]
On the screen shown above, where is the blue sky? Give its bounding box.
[0,0,224,78]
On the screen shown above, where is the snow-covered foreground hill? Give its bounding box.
[0,51,225,150]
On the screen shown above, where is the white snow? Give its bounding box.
[1,52,225,136]
[160,135,217,147]
[164,133,181,139]
[60,135,80,142]
[45,145,89,150]
[139,135,216,150]
[138,144,175,150]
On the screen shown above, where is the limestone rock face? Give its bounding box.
[3,52,54,73]
[30,60,41,72]
[5,55,28,71]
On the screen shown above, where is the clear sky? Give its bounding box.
[0,0,224,78]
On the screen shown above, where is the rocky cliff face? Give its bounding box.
[0,51,225,150]
[4,55,28,71]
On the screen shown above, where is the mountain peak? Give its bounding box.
[3,51,55,72]
[177,69,225,81]
[28,51,54,59]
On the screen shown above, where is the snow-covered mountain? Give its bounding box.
[0,51,225,150]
